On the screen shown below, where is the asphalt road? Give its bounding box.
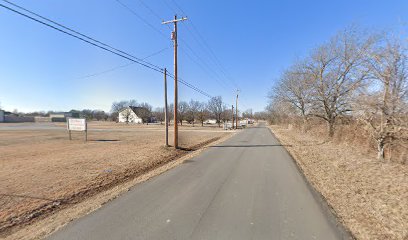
[48,124,347,240]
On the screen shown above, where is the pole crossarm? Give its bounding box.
[162,17,188,25]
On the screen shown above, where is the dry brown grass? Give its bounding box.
[270,124,408,240]
[0,122,230,236]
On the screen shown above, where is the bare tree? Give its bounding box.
[153,107,165,124]
[178,101,189,126]
[266,100,298,125]
[168,103,174,125]
[208,96,224,127]
[81,109,93,120]
[137,102,153,124]
[254,111,269,120]
[92,110,108,121]
[305,29,376,137]
[220,104,231,124]
[358,39,408,160]
[269,62,313,131]
[197,102,209,126]
[188,99,201,126]
[242,108,254,119]
[267,27,408,163]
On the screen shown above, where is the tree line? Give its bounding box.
[8,109,111,121]
[268,27,408,161]
[4,96,258,126]
[110,96,254,127]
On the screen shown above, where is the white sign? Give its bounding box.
[67,118,87,131]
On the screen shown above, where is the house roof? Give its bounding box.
[129,106,146,113]
[119,106,148,116]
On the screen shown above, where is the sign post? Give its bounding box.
[67,118,87,142]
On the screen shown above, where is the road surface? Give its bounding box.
[48,124,347,240]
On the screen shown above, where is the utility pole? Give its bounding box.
[163,15,187,149]
[235,89,239,129]
[232,105,234,129]
[164,68,169,147]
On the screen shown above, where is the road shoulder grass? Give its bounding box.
[269,125,408,240]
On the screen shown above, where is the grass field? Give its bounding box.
[0,122,231,235]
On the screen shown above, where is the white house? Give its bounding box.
[118,106,143,124]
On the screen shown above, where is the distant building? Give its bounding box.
[49,112,78,119]
[2,111,35,123]
[223,122,233,130]
[49,112,79,122]
[240,118,255,125]
[204,119,217,124]
[34,116,51,123]
[0,110,4,122]
[118,106,144,124]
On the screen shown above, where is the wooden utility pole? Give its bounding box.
[163,15,187,149]
[235,90,239,129]
[164,68,169,147]
[231,105,234,129]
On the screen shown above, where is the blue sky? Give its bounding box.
[0,0,407,113]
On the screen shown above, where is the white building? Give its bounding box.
[204,119,217,124]
[49,113,68,119]
[240,118,254,126]
[118,106,143,124]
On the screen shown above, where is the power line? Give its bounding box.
[178,36,231,90]
[114,0,169,39]
[161,0,239,97]
[113,0,214,99]
[163,0,180,18]
[115,0,224,100]
[167,0,251,111]
[169,0,238,88]
[0,1,164,73]
[2,0,163,71]
[170,0,251,109]
[187,20,240,88]
[167,73,212,98]
[179,45,229,90]
[141,46,170,60]
[76,47,170,80]
[76,63,134,80]
[0,1,214,99]
[134,0,216,98]
[137,0,170,30]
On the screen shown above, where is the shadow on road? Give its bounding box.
[183,159,196,164]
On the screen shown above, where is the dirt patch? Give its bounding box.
[269,125,408,240]
[0,122,232,238]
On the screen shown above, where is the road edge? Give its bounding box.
[4,132,236,240]
[266,126,355,240]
